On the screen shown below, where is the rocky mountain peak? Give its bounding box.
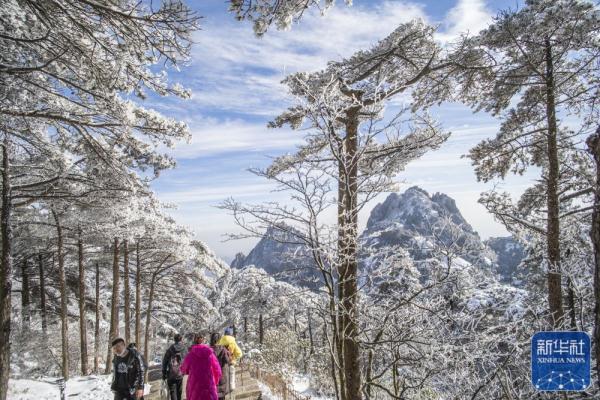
[366,186,475,237]
[230,252,246,268]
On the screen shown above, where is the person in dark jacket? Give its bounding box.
[111,337,145,400]
[162,333,187,400]
[210,333,232,400]
[128,343,148,370]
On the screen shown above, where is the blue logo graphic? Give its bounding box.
[531,331,591,391]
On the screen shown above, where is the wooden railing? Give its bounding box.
[239,362,311,400]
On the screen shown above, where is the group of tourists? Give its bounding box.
[110,327,243,400]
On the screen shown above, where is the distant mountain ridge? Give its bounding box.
[232,186,525,286]
[231,225,321,288]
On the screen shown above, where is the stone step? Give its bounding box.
[145,376,262,400]
[234,388,262,400]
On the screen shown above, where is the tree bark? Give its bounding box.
[259,314,264,345]
[544,38,564,328]
[105,238,120,374]
[365,349,374,398]
[0,134,13,400]
[78,230,88,375]
[326,323,341,400]
[338,110,361,400]
[587,129,600,389]
[143,274,157,364]
[123,239,130,344]
[307,309,314,357]
[336,139,347,400]
[21,257,30,332]
[52,209,69,380]
[567,277,577,330]
[94,262,100,374]
[38,254,47,336]
[293,311,298,333]
[135,242,141,347]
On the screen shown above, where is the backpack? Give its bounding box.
[168,349,183,380]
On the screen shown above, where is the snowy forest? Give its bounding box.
[1,0,600,399]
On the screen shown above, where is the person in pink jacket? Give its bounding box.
[181,333,222,400]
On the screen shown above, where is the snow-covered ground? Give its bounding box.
[257,382,279,400]
[291,374,332,400]
[257,374,332,400]
[9,375,113,400]
[8,375,152,400]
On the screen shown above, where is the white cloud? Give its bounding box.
[438,0,493,42]
[184,0,494,117]
[187,1,428,115]
[157,181,280,204]
[169,117,304,158]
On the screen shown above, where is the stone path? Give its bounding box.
[145,365,262,400]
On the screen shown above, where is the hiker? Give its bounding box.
[162,333,187,400]
[110,337,146,400]
[180,333,222,400]
[210,333,232,400]
[217,327,242,364]
[128,342,148,371]
[217,327,242,393]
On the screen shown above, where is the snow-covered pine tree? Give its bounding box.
[460,0,600,328]
[269,21,458,400]
[0,1,198,396]
[229,0,349,36]
[221,20,475,400]
[588,127,600,389]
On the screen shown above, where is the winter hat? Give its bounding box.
[224,327,234,336]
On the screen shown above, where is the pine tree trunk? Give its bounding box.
[544,38,564,328]
[0,134,13,400]
[365,349,374,398]
[78,231,88,375]
[94,262,100,374]
[336,141,347,400]
[567,277,577,330]
[259,314,264,345]
[123,239,130,344]
[38,254,47,337]
[329,290,344,400]
[326,323,341,400]
[144,274,157,364]
[52,209,69,380]
[338,111,361,400]
[135,242,141,347]
[307,309,314,356]
[105,238,120,374]
[293,311,297,333]
[21,257,30,332]
[586,129,600,390]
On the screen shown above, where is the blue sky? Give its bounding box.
[150,0,537,262]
